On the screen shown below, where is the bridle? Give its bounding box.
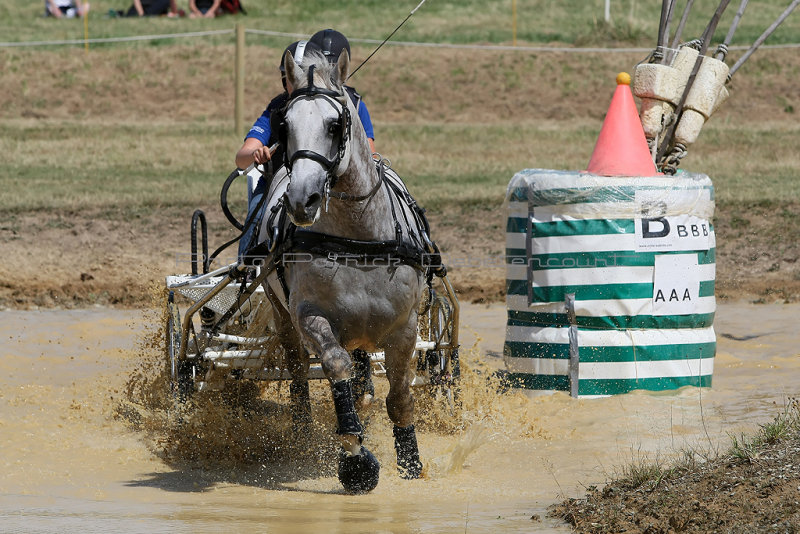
[278,65,352,188]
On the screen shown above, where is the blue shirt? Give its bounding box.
[245,88,374,145]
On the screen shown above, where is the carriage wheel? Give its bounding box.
[420,291,460,408]
[166,291,195,404]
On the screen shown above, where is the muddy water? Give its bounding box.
[1,302,798,533]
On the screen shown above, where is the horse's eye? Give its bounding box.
[328,121,341,136]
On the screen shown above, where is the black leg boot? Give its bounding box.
[331,379,380,493]
[393,424,423,479]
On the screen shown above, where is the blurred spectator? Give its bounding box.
[46,0,89,18]
[122,0,175,16]
[189,0,221,18]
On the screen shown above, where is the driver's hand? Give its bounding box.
[252,145,272,165]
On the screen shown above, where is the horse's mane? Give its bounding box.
[291,50,344,94]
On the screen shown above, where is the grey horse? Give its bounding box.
[260,49,426,492]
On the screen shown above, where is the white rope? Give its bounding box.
[247,30,800,53]
[244,29,308,40]
[0,29,233,48]
[3,26,800,52]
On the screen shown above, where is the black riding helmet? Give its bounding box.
[309,29,351,63]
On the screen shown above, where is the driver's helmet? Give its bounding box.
[279,39,322,73]
[309,29,351,63]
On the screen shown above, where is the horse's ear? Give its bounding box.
[336,49,350,85]
[284,50,300,86]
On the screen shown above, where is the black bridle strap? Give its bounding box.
[307,64,315,88]
[288,149,339,171]
[283,89,350,179]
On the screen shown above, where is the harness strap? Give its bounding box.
[290,229,429,272]
[327,159,385,202]
[248,161,447,284]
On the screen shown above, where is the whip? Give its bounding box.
[348,0,428,80]
[729,0,800,76]
[670,0,696,49]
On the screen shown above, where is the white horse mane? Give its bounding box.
[290,50,345,93]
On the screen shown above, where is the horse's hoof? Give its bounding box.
[394,424,423,479]
[337,446,380,493]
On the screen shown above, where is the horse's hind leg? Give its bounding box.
[383,324,423,479]
[287,348,311,430]
[269,287,312,429]
[351,348,374,410]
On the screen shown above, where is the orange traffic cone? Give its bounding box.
[586,72,658,176]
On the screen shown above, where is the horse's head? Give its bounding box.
[279,49,352,226]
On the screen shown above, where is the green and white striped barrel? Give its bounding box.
[504,169,716,397]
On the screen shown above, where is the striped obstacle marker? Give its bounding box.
[504,169,716,398]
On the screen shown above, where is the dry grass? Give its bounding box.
[4,0,800,46]
[3,44,800,211]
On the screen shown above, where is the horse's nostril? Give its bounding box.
[306,193,321,208]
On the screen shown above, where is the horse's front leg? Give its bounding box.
[296,304,380,493]
[383,320,423,479]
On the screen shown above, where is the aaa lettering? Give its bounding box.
[654,288,692,302]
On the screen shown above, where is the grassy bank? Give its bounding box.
[3,118,800,214]
[550,401,800,532]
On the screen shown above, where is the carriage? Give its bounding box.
[164,170,460,403]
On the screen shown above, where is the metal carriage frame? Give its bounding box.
[165,170,460,403]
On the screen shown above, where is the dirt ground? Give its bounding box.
[1,199,798,309]
[550,403,800,533]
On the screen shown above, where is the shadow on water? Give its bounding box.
[125,465,344,495]
[720,332,773,341]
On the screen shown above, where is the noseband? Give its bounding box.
[279,65,351,187]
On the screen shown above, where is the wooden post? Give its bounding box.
[83,2,89,54]
[512,0,517,46]
[566,294,580,398]
[235,22,245,137]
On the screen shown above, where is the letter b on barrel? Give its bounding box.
[641,217,670,238]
